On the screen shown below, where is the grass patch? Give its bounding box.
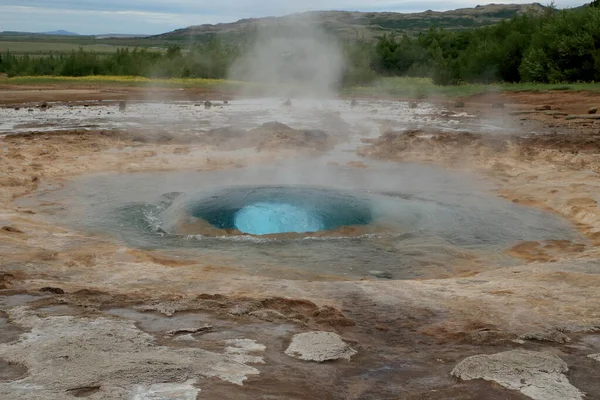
[0,41,142,54]
[3,75,600,97]
[344,77,600,98]
[1,75,246,91]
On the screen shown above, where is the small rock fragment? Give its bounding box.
[454,100,465,108]
[368,270,393,279]
[518,329,570,344]
[249,309,287,322]
[204,101,212,109]
[350,99,358,107]
[119,100,127,112]
[535,105,552,111]
[557,324,600,333]
[166,325,213,336]
[589,107,598,114]
[409,101,418,109]
[492,102,504,108]
[283,99,292,106]
[40,287,65,295]
[285,331,356,362]
[1,226,23,234]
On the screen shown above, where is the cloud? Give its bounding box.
[0,0,587,34]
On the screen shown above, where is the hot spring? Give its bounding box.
[23,160,582,279]
[159,186,374,236]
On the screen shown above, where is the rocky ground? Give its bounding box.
[1,87,600,399]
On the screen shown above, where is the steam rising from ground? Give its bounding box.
[228,15,344,97]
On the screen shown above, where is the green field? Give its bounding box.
[345,77,600,98]
[0,41,142,54]
[4,75,600,98]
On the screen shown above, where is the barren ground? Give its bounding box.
[1,86,600,399]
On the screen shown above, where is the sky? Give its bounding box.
[0,0,586,35]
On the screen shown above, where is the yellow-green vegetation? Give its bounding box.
[1,75,252,92]
[345,77,600,98]
[5,75,600,98]
[0,41,139,54]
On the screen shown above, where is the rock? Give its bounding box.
[492,102,504,109]
[451,350,583,400]
[509,110,538,115]
[39,102,48,110]
[40,287,65,295]
[350,99,358,107]
[118,100,127,112]
[204,101,212,109]
[557,324,600,333]
[565,114,600,120]
[13,107,19,111]
[535,105,552,111]
[369,270,393,279]
[285,331,356,362]
[454,100,465,108]
[283,99,292,106]
[166,325,213,336]
[249,309,287,322]
[518,329,570,344]
[1,226,23,234]
[409,101,418,109]
[589,107,598,114]
[228,303,255,316]
[468,329,517,345]
[588,354,600,362]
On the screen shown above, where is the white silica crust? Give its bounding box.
[451,349,584,400]
[285,331,357,362]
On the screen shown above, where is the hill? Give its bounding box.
[43,30,79,36]
[152,3,547,42]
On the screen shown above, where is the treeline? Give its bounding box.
[1,3,599,86]
[373,3,600,84]
[0,40,238,79]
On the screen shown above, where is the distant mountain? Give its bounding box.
[94,34,149,39]
[152,3,547,42]
[42,30,79,36]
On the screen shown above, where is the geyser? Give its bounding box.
[160,186,374,236]
[234,203,324,235]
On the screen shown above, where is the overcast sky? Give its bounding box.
[0,0,586,35]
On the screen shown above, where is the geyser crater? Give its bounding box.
[159,186,375,237]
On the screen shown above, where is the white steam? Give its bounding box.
[228,14,345,97]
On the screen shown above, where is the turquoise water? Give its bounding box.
[234,202,325,234]
[163,186,374,236]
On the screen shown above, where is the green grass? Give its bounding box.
[0,41,143,54]
[0,75,249,92]
[343,77,600,98]
[3,75,600,97]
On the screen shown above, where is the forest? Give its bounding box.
[1,2,598,86]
